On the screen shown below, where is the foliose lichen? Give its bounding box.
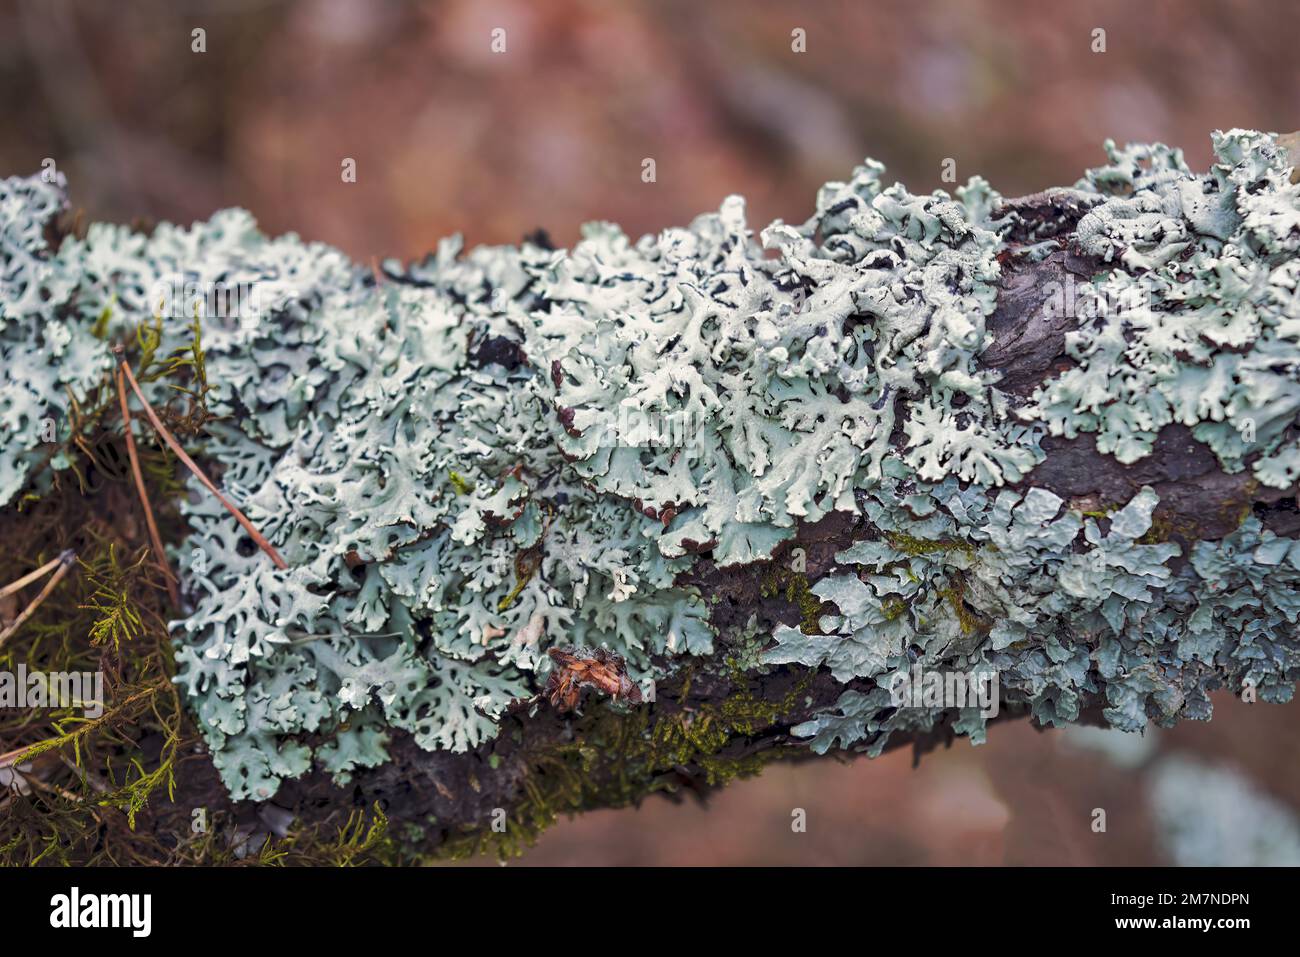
[1034,130,1300,483]
[2,128,1297,802]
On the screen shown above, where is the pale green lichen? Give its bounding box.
[2,129,1298,802]
[1033,130,1300,482]
[790,478,1254,754]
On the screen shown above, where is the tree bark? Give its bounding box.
[133,185,1300,862]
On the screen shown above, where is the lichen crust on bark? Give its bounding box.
[2,128,1298,851]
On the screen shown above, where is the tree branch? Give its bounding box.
[5,131,1299,863]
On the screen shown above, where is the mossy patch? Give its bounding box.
[759,565,824,634]
[437,666,815,861]
[885,531,976,560]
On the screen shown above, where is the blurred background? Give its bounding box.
[2,0,1297,864]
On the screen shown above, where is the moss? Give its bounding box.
[886,531,976,559]
[759,564,824,634]
[447,471,475,496]
[0,325,194,861]
[436,666,815,861]
[262,802,399,866]
[935,576,984,636]
[881,596,908,621]
[1080,507,1119,519]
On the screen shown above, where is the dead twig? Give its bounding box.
[0,550,77,650]
[116,363,181,607]
[0,553,67,601]
[114,347,288,570]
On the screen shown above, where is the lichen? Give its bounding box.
[1032,130,1300,485]
[2,128,1298,808]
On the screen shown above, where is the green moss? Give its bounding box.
[0,321,200,859]
[881,596,908,621]
[0,321,399,866]
[447,471,475,496]
[760,565,823,634]
[935,576,983,636]
[1080,507,1118,519]
[886,531,976,559]
[437,667,815,861]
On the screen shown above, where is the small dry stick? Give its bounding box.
[114,347,288,570]
[23,772,95,813]
[116,363,181,607]
[0,553,67,601]
[0,550,76,650]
